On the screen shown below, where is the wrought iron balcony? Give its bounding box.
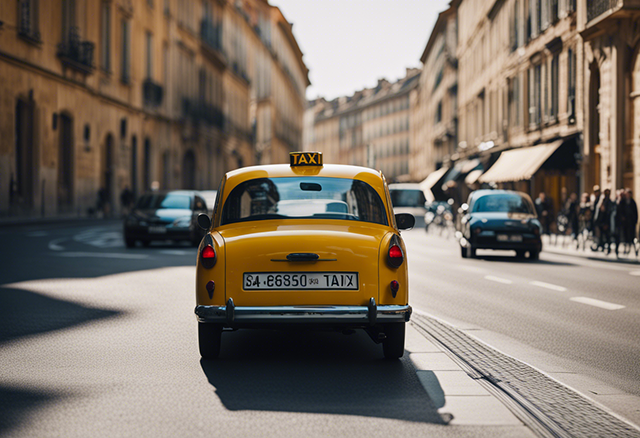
[57,27,95,73]
[182,99,225,129]
[587,0,621,22]
[143,79,164,107]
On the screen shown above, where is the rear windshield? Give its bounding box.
[472,194,534,214]
[136,193,192,210]
[221,177,388,226]
[390,189,426,207]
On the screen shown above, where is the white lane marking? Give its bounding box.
[530,281,567,292]
[630,271,640,277]
[484,275,513,285]
[26,231,49,237]
[159,250,189,256]
[53,252,148,259]
[457,265,487,274]
[570,297,625,310]
[48,238,66,251]
[73,229,124,248]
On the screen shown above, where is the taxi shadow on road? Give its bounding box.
[0,286,122,344]
[0,386,62,435]
[200,329,448,425]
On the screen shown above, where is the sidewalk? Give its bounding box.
[542,234,640,264]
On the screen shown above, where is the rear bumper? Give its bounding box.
[195,303,412,325]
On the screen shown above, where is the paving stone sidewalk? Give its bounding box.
[542,234,640,264]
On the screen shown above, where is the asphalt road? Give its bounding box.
[404,226,640,425]
[0,220,638,436]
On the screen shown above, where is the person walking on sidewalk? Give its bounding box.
[535,192,553,235]
[594,188,613,253]
[625,189,638,254]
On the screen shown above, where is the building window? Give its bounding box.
[529,65,541,126]
[61,0,76,41]
[101,1,111,71]
[435,101,442,124]
[18,0,40,42]
[567,48,576,123]
[550,53,559,121]
[121,19,131,83]
[145,31,153,79]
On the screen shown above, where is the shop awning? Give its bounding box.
[419,167,449,203]
[443,159,481,184]
[465,169,484,185]
[478,140,563,183]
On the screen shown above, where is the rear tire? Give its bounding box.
[466,246,476,258]
[382,323,405,359]
[460,245,468,258]
[198,323,222,359]
[529,249,540,260]
[516,250,526,259]
[125,237,136,248]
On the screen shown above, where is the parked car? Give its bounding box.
[123,191,209,247]
[194,151,414,359]
[458,190,542,259]
[388,183,427,228]
[197,190,218,215]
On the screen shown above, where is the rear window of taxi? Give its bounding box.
[221,177,388,226]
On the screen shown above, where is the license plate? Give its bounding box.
[497,234,522,242]
[148,226,167,234]
[243,272,359,290]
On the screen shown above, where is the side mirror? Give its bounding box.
[197,213,211,230]
[395,213,415,230]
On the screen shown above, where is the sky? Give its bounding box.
[269,0,450,101]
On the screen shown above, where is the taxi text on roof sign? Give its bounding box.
[290,151,323,167]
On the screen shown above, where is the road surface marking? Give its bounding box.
[630,271,640,277]
[26,231,49,237]
[484,275,513,284]
[457,265,487,274]
[54,252,148,259]
[48,238,66,251]
[570,297,625,310]
[159,250,189,255]
[530,281,567,292]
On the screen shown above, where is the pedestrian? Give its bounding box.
[120,186,135,217]
[613,190,624,256]
[625,189,638,250]
[535,192,553,235]
[97,187,110,218]
[594,188,613,253]
[565,192,579,240]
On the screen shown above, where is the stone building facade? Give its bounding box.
[1,0,308,218]
[305,69,419,182]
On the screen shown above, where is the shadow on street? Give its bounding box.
[200,329,447,425]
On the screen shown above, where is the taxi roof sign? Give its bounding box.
[290,151,323,167]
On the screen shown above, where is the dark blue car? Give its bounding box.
[458,190,543,260]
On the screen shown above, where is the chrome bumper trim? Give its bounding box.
[195,304,412,324]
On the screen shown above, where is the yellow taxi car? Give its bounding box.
[194,152,414,359]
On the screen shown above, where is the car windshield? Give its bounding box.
[390,189,426,207]
[221,177,388,226]
[136,193,192,210]
[472,193,534,214]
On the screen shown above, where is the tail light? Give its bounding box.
[390,280,399,298]
[201,244,216,269]
[387,236,404,268]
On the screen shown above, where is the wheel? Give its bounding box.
[515,250,526,259]
[382,323,405,359]
[198,323,222,359]
[529,249,540,260]
[460,245,468,258]
[466,246,476,258]
[141,240,151,247]
[125,237,136,248]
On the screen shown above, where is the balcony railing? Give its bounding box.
[57,27,94,73]
[587,0,620,22]
[182,99,225,129]
[143,79,164,107]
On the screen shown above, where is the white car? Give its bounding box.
[388,183,427,228]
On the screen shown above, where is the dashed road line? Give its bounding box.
[48,238,66,251]
[53,251,149,259]
[484,275,513,285]
[530,281,567,292]
[630,271,640,277]
[570,297,625,310]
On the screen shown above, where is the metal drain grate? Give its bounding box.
[412,313,640,438]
